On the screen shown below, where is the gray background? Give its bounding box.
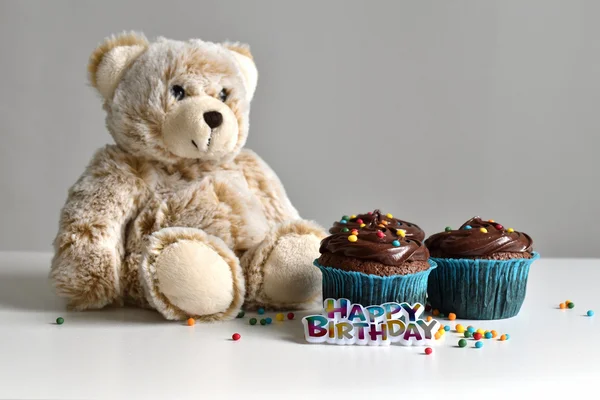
[1,0,598,258]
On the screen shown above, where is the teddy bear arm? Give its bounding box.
[235,149,301,225]
[50,146,149,310]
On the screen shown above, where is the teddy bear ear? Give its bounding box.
[88,32,149,100]
[225,42,258,101]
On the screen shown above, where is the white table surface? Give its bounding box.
[0,252,598,399]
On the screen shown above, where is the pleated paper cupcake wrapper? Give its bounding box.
[314,259,437,306]
[426,252,540,320]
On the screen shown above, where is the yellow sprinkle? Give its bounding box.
[348,235,358,242]
[507,228,514,233]
[387,213,393,218]
[480,228,488,233]
[276,313,285,321]
[434,332,441,340]
[477,328,485,335]
[456,324,465,333]
[350,215,356,219]
[397,229,406,238]
[360,223,366,228]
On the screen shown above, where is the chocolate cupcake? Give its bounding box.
[330,211,425,241]
[315,210,436,306]
[425,217,539,320]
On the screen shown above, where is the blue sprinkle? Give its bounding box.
[340,219,347,224]
[464,225,472,230]
[467,326,475,333]
[485,332,492,339]
[505,334,510,340]
[588,310,595,317]
[392,240,400,247]
[265,317,272,324]
[475,341,483,349]
[398,222,403,226]
[257,308,265,315]
[444,325,450,331]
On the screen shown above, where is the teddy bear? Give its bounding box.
[49,32,326,321]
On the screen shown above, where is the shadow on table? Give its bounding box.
[0,269,166,324]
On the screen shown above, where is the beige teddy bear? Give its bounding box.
[49,32,326,321]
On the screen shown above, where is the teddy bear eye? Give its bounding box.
[171,85,186,101]
[219,88,228,102]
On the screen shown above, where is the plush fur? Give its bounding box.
[50,32,326,321]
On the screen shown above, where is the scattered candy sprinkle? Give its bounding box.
[265,317,272,324]
[476,328,485,335]
[568,302,575,309]
[448,313,456,321]
[456,324,465,333]
[495,224,504,230]
[232,333,241,341]
[480,228,488,233]
[341,227,349,233]
[249,318,257,325]
[464,331,472,338]
[445,227,452,232]
[488,219,495,223]
[276,313,285,321]
[491,330,498,338]
[348,235,358,242]
[432,309,440,316]
[425,347,433,355]
[500,334,507,341]
[340,219,347,224]
[376,231,385,238]
[458,339,467,348]
[507,228,514,233]
[464,225,472,230]
[397,229,406,238]
[260,319,267,326]
[587,310,594,317]
[475,341,483,349]
[351,229,359,235]
[356,219,364,224]
[426,316,433,322]
[387,213,393,218]
[392,240,400,247]
[485,332,493,339]
[382,221,389,225]
[360,224,366,228]
[287,312,295,320]
[434,332,442,340]
[559,303,566,309]
[56,317,64,325]
[444,325,451,331]
[467,326,475,333]
[350,215,356,219]
[187,318,195,326]
[473,332,483,341]
[342,215,349,221]
[505,334,510,340]
[258,308,265,315]
[237,310,245,318]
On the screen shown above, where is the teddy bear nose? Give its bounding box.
[203,111,223,129]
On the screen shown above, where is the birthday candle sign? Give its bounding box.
[302,298,441,346]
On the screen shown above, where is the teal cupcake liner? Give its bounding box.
[314,259,437,306]
[426,252,540,320]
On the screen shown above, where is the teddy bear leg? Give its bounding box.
[139,227,245,321]
[242,220,326,311]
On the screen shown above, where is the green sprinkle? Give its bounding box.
[458,339,467,348]
[249,318,257,325]
[568,302,575,309]
[445,226,452,232]
[464,331,472,338]
[236,310,245,318]
[342,215,349,221]
[56,317,64,325]
[260,319,267,326]
[341,227,349,232]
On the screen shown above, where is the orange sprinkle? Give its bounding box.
[426,316,433,322]
[559,303,566,309]
[434,332,442,340]
[432,309,440,316]
[187,318,195,326]
[448,313,456,321]
[491,330,498,338]
[500,334,507,341]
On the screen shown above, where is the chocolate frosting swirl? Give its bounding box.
[329,211,425,241]
[424,217,534,258]
[320,210,430,265]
